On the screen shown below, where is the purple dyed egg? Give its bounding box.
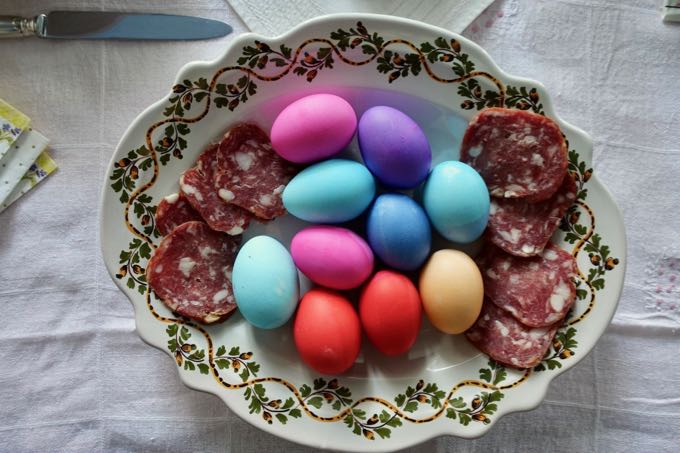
[358,106,432,189]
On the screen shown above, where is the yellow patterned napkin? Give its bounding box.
[0,98,57,213]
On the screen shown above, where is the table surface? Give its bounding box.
[1,1,679,452]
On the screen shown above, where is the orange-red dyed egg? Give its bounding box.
[293,289,361,375]
[359,271,422,356]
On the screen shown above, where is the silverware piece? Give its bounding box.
[0,11,232,40]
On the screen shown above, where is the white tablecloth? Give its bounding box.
[1,0,679,451]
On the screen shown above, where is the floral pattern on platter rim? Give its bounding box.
[100,14,626,452]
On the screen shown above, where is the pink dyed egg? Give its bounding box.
[270,94,357,164]
[291,226,374,290]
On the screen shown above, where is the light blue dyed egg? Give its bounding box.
[282,159,375,223]
[423,161,490,244]
[233,236,299,329]
[367,194,431,271]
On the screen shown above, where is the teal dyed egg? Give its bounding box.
[423,161,490,244]
[233,236,300,329]
[283,159,375,223]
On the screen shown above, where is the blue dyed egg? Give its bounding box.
[283,159,375,223]
[233,236,300,329]
[358,106,431,189]
[423,161,490,244]
[367,193,431,271]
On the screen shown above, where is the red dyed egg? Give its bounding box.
[293,289,361,375]
[359,270,422,356]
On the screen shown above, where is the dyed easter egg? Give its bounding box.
[359,271,422,356]
[294,289,361,375]
[422,161,490,244]
[419,249,484,334]
[233,236,299,329]
[357,106,431,189]
[366,193,431,271]
[270,94,357,164]
[283,159,376,223]
[291,226,373,290]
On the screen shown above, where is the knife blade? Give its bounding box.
[0,11,232,40]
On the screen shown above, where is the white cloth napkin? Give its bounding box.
[0,0,679,452]
[229,0,495,36]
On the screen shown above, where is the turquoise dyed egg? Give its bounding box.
[283,159,376,223]
[233,236,300,329]
[423,161,490,244]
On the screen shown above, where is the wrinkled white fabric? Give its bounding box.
[228,0,494,38]
[1,0,679,452]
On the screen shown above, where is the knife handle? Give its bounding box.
[0,15,46,38]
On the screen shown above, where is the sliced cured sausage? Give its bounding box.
[465,299,559,368]
[180,143,251,235]
[214,124,297,220]
[478,242,577,327]
[487,173,577,257]
[461,108,567,202]
[146,221,239,324]
[155,192,202,236]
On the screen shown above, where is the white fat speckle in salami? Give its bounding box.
[495,320,509,337]
[531,153,544,166]
[259,194,273,206]
[489,200,498,215]
[530,327,549,339]
[226,226,244,235]
[521,135,539,147]
[178,257,196,277]
[204,313,221,323]
[180,182,202,202]
[468,146,483,157]
[543,249,558,260]
[521,244,537,255]
[200,247,217,259]
[213,289,230,303]
[164,193,179,204]
[234,151,254,171]
[499,229,518,244]
[218,189,235,202]
[550,281,571,312]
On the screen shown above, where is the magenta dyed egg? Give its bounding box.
[291,226,374,290]
[270,94,357,164]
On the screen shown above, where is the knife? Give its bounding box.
[0,11,232,40]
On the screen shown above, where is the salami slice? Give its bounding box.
[461,108,567,202]
[180,143,251,235]
[155,193,202,236]
[478,242,577,327]
[465,299,559,368]
[214,124,297,220]
[146,221,239,324]
[487,173,577,257]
